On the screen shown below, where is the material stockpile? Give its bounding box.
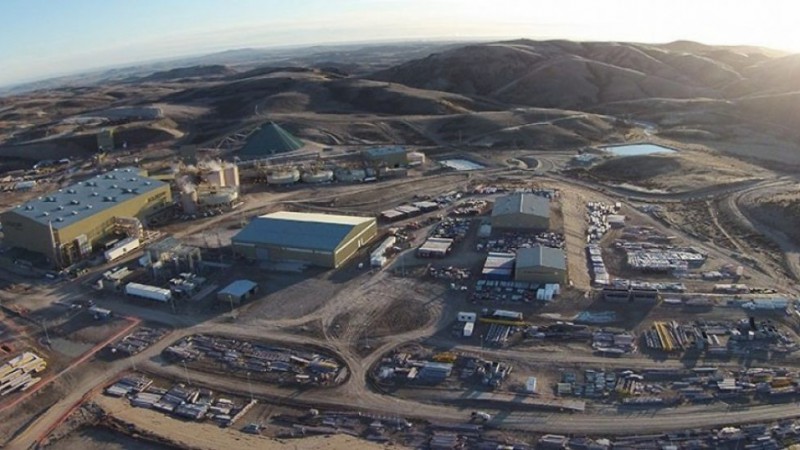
[592,330,637,355]
[587,244,609,285]
[118,377,246,426]
[485,323,513,347]
[527,323,593,341]
[0,352,46,396]
[431,217,471,240]
[643,321,697,353]
[641,318,796,356]
[450,200,490,216]
[622,245,706,272]
[478,231,564,253]
[472,279,541,303]
[163,335,342,386]
[107,327,169,357]
[586,202,616,244]
[428,266,471,280]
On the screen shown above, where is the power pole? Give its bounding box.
[182,360,192,386]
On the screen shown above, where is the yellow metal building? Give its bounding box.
[0,168,171,267]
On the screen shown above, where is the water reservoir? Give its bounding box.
[601,144,676,157]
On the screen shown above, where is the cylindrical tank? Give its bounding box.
[206,169,225,187]
[301,169,334,183]
[199,188,239,206]
[180,190,198,214]
[223,164,240,188]
[267,168,300,185]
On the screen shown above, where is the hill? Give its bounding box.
[133,65,236,83]
[370,39,788,109]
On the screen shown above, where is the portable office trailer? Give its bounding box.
[457,312,477,322]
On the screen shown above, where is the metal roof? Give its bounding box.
[515,245,566,270]
[419,237,454,253]
[491,193,550,219]
[218,279,258,298]
[5,167,167,230]
[363,146,406,158]
[232,211,374,251]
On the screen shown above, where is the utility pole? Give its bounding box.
[41,319,51,345]
[182,360,192,386]
[246,371,254,401]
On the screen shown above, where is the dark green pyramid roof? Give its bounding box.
[239,122,304,158]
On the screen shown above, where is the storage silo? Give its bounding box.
[301,169,334,183]
[223,164,240,188]
[267,168,300,185]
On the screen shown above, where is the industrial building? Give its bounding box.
[231,211,377,268]
[362,146,408,167]
[217,279,259,306]
[515,245,567,283]
[0,167,171,267]
[145,237,202,275]
[491,193,550,231]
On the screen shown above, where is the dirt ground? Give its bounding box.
[48,425,177,450]
[91,395,397,450]
[583,145,767,192]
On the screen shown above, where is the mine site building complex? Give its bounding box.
[0,167,171,267]
[491,193,550,231]
[231,211,377,269]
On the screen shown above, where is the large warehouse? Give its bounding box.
[232,211,377,268]
[491,193,550,231]
[0,167,171,267]
[515,245,567,284]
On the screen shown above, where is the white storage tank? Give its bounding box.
[199,188,239,207]
[267,168,300,185]
[301,169,334,183]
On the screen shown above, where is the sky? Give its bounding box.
[1,0,799,86]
